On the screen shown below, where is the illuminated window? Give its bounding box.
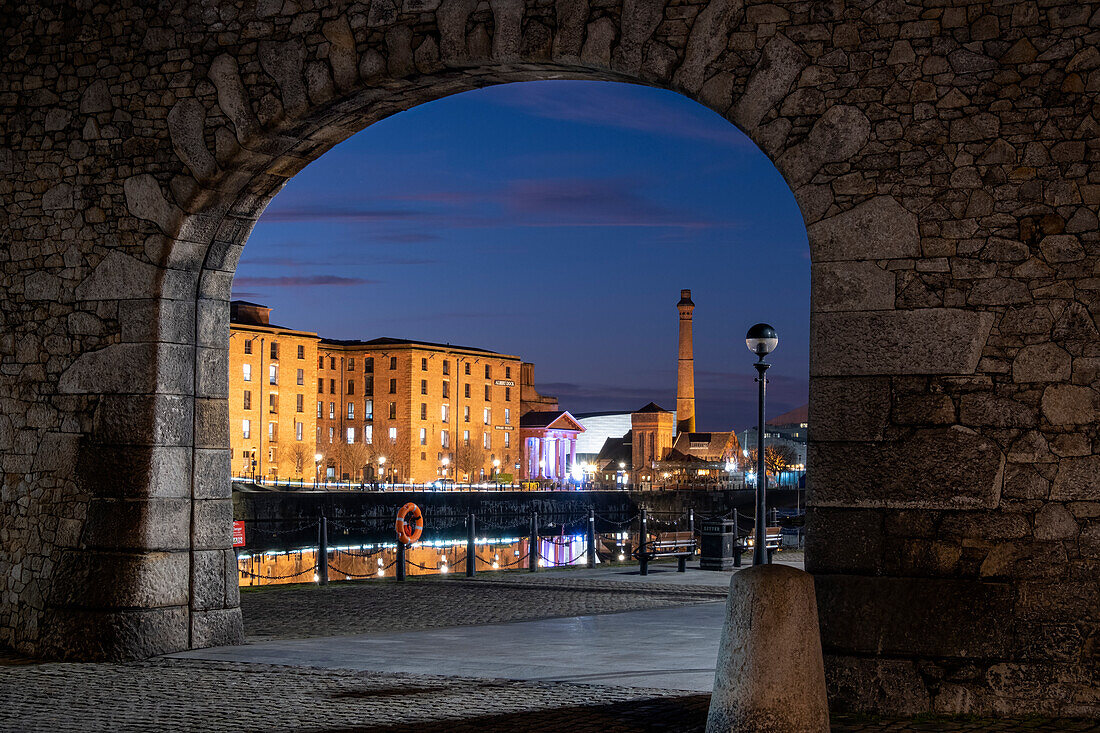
[364,400,373,420]
[388,426,397,441]
[483,432,490,449]
[269,364,277,385]
[316,401,322,418]
[420,428,427,445]
[505,408,510,425]
[365,425,373,444]
[441,404,449,423]
[242,419,250,439]
[441,430,449,448]
[295,422,303,441]
[242,364,251,382]
[463,430,470,446]
[504,432,511,448]
[464,406,470,423]
[329,402,335,419]
[243,391,251,410]
[346,427,355,444]
[483,408,490,425]
[268,422,276,440]
[328,427,334,443]
[347,402,354,419]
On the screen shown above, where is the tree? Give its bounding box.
[747,444,799,478]
[339,440,378,483]
[454,442,487,483]
[382,430,413,485]
[289,443,310,479]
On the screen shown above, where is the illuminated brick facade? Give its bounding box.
[227,302,320,481]
[230,302,531,485]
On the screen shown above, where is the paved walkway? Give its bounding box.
[2,564,1097,732]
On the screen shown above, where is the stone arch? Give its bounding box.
[1,0,1097,718]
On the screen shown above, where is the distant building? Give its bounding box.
[739,404,808,487]
[519,411,585,484]
[228,301,556,486]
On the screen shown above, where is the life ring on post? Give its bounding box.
[395,502,424,544]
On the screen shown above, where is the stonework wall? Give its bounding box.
[0,0,1096,716]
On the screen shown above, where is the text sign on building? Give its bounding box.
[232,521,246,547]
[494,425,514,431]
[493,380,515,386]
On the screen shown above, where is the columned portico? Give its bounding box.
[519,412,585,485]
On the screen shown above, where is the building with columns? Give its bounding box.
[519,411,585,485]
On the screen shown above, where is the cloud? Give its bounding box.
[259,205,421,223]
[242,255,438,267]
[492,82,752,149]
[229,291,267,300]
[373,232,443,244]
[233,275,378,287]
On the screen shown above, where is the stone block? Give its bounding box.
[810,427,1004,510]
[1013,343,1072,383]
[54,549,189,609]
[191,549,228,611]
[192,499,234,550]
[808,377,889,441]
[196,297,229,348]
[76,444,192,500]
[59,343,194,396]
[824,656,930,716]
[959,393,1037,428]
[1034,503,1078,540]
[807,196,919,262]
[815,574,1013,658]
[810,309,994,377]
[1041,385,1099,426]
[731,33,807,131]
[91,394,193,447]
[196,347,229,399]
[190,608,244,649]
[804,507,883,574]
[811,262,894,312]
[194,448,232,500]
[194,397,229,449]
[41,606,189,662]
[80,498,191,551]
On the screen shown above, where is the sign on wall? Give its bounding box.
[232,521,246,548]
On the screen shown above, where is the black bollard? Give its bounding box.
[639,507,649,576]
[529,511,538,572]
[733,508,742,568]
[587,507,596,569]
[466,511,476,577]
[318,516,329,585]
[396,540,406,581]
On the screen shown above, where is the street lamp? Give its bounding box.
[441,455,450,490]
[314,452,323,486]
[745,323,777,566]
[492,458,500,484]
[378,455,386,489]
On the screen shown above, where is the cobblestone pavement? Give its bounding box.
[0,658,1096,733]
[241,572,727,640]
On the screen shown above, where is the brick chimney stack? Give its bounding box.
[676,289,696,434]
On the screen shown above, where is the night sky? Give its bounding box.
[233,80,810,431]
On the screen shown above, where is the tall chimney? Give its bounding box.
[676,289,696,434]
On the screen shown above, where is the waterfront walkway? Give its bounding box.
[2,561,1097,732]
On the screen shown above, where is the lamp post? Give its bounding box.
[378,455,386,490]
[441,455,450,490]
[492,458,500,484]
[745,323,778,566]
[314,452,323,487]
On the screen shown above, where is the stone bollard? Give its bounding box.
[706,564,829,733]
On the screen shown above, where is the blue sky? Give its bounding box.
[234,80,810,430]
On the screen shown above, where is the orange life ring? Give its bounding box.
[395,502,424,544]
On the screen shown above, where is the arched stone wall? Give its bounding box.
[1,0,1097,716]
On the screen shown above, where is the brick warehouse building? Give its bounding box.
[230,301,548,485]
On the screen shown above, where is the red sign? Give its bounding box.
[232,521,246,548]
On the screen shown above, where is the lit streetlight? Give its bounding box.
[378,455,386,489]
[745,322,778,566]
[314,452,323,486]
